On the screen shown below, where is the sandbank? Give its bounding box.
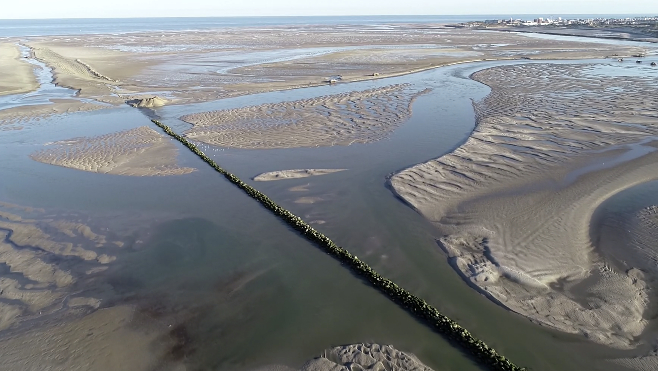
[183,84,428,149]
[30,126,196,176]
[391,63,658,350]
[254,169,347,181]
[255,343,433,371]
[0,42,38,96]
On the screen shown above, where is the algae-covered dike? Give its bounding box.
[151,119,526,371]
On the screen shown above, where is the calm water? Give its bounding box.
[0,15,656,37]
[1,28,656,370]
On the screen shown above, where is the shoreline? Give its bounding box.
[490,27,658,45]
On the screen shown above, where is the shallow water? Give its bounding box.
[1,57,654,371]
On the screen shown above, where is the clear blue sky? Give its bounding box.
[3,0,656,19]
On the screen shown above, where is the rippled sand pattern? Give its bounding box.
[0,202,122,332]
[182,84,429,149]
[31,126,195,176]
[392,63,658,348]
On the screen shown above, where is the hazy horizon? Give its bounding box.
[3,0,657,20]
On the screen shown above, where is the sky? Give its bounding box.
[2,0,656,19]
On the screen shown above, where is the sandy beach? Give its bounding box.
[0,43,38,96]
[391,63,658,350]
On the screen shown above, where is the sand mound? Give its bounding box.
[391,63,658,349]
[300,344,433,371]
[254,169,347,181]
[255,344,432,371]
[30,126,195,176]
[127,96,168,108]
[182,85,429,149]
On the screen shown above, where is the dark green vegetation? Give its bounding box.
[151,119,527,371]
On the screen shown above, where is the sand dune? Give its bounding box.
[254,169,347,181]
[391,63,658,349]
[183,85,429,149]
[31,126,195,176]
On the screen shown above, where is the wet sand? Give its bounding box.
[0,43,38,96]
[30,126,196,176]
[183,85,427,148]
[3,25,644,124]
[254,169,347,181]
[0,201,123,332]
[391,63,658,352]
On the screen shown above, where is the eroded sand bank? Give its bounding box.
[254,169,347,181]
[391,63,658,349]
[183,84,428,149]
[30,126,195,176]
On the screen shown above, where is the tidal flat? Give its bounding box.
[1,19,658,371]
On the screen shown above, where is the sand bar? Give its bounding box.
[183,84,428,149]
[391,63,658,349]
[30,126,196,176]
[254,169,347,181]
[255,343,433,371]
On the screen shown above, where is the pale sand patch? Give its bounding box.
[30,126,196,176]
[0,305,181,371]
[0,232,74,287]
[289,184,310,192]
[254,169,347,181]
[183,85,429,149]
[294,197,323,204]
[0,221,98,261]
[127,96,168,108]
[0,42,38,96]
[391,63,658,349]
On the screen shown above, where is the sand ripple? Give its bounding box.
[182,84,429,149]
[392,63,658,349]
[0,202,123,332]
[31,126,195,176]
